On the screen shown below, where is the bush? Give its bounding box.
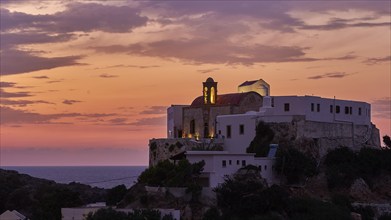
[86,208,172,220]
[138,159,205,187]
[106,184,127,206]
[247,121,275,157]
[286,197,352,220]
[275,148,317,184]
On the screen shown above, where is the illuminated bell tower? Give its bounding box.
[203,77,218,105]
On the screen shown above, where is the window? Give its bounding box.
[317,104,320,112]
[210,87,215,104]
[345,106,349,114]
[359,107,362,115]
[330,105,333,113]
[271,97,274,107]
[190,120,195,134]
[349,107,352,115]
[237,160,240,165]
[264,165,267,171]
[226,125,231,138]
[239,124,244,135]
[229,160,232,165]
[284,103,290,112]
[259,165,262,171]
[242,160,246,166]
[204,87,208,104]
[218,130,221,134]
[336,105,340,113]
[311,103,314,112]
[222,160,226,168]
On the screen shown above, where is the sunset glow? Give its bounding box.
[1,1,390,165]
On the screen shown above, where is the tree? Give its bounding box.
[247,121,275,157]
[106,184,127,206]
[138,159,205,187]
[383,135,391,149]
[275,148,317,184]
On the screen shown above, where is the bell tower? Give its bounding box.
[203,77,218,105]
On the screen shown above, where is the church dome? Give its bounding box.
[206,77,214,82]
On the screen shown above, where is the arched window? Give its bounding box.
[204,87,208,104]
[190,119,195,134]
[210,87,215,104]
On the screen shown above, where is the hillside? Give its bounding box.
[0,169,107,220]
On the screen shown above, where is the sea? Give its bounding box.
[1,166,147,189]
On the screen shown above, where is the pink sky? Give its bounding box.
[0,1,390,166]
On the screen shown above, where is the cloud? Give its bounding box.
[0,82,16,88]
[197,68,220,74]
[0,99,54,107]
[92,39,327,65]
[0,106,116,124]
[99,73,118,78]
[363,56,391,65]
[62,99,82,105]
[371,97,391,119]
[307,72,351,80]
[140,106,167,114]
[1,4,148,33]
[130,116,166,126]
[32,76,49,79]
[0,89,32,98]
[0,49,84,75]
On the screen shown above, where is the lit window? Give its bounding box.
[210,87,215,104]
[204,87,208,104]
[239,124,244,135]
[284,103,290,112]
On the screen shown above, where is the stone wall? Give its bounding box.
[267,117,380,159]
[149,138,223,166]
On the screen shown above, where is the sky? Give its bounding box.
[0,0,390,166]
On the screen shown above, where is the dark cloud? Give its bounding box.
[46,79,64,84]
[0,82,16,88]
[299,20,391,31]
[32,76,49,79]
[0,106,116,124]
[99,73,118,78]
[197,68,220,74]
[94,64,160,70]
[308,72,351,80]
[148,1,390,32]
[371,97,391,119]
[363,56,391,65]
[0,99,54,107]
[1,32,75,50]
[130,116,166,126]
[62,99,82,105]
[0,89,32,98]
[140,106,167,114]
[0,49,83,75]
[92,40,318,65]
[1,4,148,33]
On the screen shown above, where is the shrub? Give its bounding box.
[247,121,275,157]
[138,159,205,187]
[106,184,127,206]
[275,148,317,184]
